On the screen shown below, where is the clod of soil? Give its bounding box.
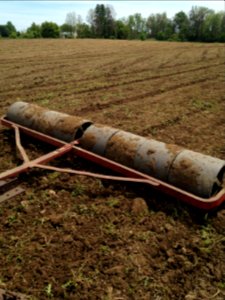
[131,197,149,215]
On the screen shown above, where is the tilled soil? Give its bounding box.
[0,39,225,299]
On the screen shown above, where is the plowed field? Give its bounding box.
[0,39,225,299]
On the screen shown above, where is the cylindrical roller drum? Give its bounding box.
[168,150,225,197]
[134,140,183,181]
[79,124,119,156]
[104,131,145,168]
[6,101,225,198]
[7,101,92,142]
[104,131,183,181]
[82,128,183,180]
[82,127,225,197]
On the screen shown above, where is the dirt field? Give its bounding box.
[0,39,225,299]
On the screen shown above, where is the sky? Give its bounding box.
[1,1,225,31]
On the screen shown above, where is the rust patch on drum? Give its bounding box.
[105,133,140,167]
[166,143,183,155]
[169,157,200,191]
[79,132,97,151]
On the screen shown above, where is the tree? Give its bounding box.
[77,23,92,38]
[0,21,16,38]
[219,12,225,42]
[202,11,225,42]
[26,22,41,38]
[65,12,79,37]
[126,14,147,40]
[90,4,116,38]
[6,21,16,36]
[0,25,9,37]
[41,22,60,38]
[94,4,106,37]
[173,11,189,41]
[105,5,116,38]
[115,19,129,39]
[147,14,158,38]
[87,9,96,37]
[147,13,173,40]
[188,6,213,41]
[60,23,73,33]
[60,23,74,38]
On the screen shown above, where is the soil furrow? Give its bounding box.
[0,62,223,96]
[76,76,215,114]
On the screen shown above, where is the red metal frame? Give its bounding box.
[1,116,225,210]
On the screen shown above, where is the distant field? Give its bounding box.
[0,39,225,299]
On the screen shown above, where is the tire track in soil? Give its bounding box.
[0,62,223,96]
[76,76,216,114]
[97,53,157,73]
[95,56,224,83]
[95,52,141,70]
[1,60,93,82]
[0,52,115,66]
[9,53,225,83]
[141,106,213,136]
[1,52,222,85]
[57,61,225,95]
[3,52,134,80]
[139,99,225,139]
[94,60,225,86]
[158,50,186,69]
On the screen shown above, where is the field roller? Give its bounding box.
[1,101,225,210]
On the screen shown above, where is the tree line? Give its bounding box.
[1,4,225,42]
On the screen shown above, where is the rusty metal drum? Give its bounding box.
[6,101,225,198]
[82,127,225,197]
[104,130,183,181]
[7,101,92,142]
[134,140,183,181]
[79,124,119,156]
[104,131,144,168]
[168,150,225,197]
[6,101,45,129]
[82,128,183,180]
